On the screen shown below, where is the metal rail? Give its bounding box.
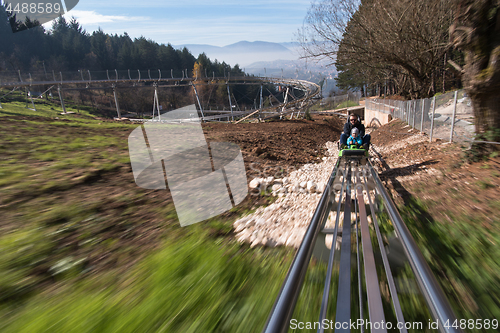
[368,160,463,333]
[262,158,342,333]
[263,155,463,333]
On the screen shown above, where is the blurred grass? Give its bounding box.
[335,100,359,110]
[312,100,359,111]
[0,231,297,333]
[0,98,323,332]
[398,197,500,329]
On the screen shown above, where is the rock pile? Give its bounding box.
[233,141,341,248]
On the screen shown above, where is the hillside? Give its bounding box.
[0,98,342,332]
[1,97,499,330]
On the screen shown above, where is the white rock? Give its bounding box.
[233,219,244,228]
[250,238,262,248]
[307,181,317,193]
[276,234,287,246]
[237,230,251,243]
[265,238,277,247]
[245,219,255,228]
[232,141,350,248]
[234,223,246,233]
[249,178,261,190]
[285,234,296,247]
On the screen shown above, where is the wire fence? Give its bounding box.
[365,90,476,143]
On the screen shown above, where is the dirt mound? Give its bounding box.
[204,116,344,179]
[370,119,500,223]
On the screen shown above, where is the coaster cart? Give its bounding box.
[338,142,369,164]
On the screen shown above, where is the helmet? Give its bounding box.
[351,127,359,137]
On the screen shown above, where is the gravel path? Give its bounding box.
[233,141,341,248]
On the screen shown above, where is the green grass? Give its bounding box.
[335,100,359,109]
[477,179,495,190]
[0,102,133,194]
[311,99,359,111]
[398,198,500,328]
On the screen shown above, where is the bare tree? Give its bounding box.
[299,0,454,98]
[450,0,500,143]
[298,0,359,64]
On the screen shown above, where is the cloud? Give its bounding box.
[65,10,149,25]
[42,9,150,31]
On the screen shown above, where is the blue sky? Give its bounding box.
[50,0,311,46]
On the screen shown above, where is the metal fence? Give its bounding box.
[365,90,475,143]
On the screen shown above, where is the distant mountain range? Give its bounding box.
[174,41,299,68]
[174,40,338,96]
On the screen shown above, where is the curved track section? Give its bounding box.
[0,70,320,122]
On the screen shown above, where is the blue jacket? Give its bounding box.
[347,135,363,146]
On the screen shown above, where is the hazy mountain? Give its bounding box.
[224,41,290,52]
[174,41,297,67]
[178,44,224,56]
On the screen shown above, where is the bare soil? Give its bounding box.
[370,119,500,225]
[203,116,344,179]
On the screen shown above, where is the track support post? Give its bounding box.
[57,85,67,114]
[112,84,121,119]
[153,83,161,120]
[191,82,205,120]
[430,96,436,143]
[450,91,458,142]
[227,82,234,122]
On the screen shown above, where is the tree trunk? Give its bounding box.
[470,92,500,138]
[461,44,500,143]
[443,53,447,93]
[450,0,500,144]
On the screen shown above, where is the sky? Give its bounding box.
[44,0,312,47]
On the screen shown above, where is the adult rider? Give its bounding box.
[340,113,371,150]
